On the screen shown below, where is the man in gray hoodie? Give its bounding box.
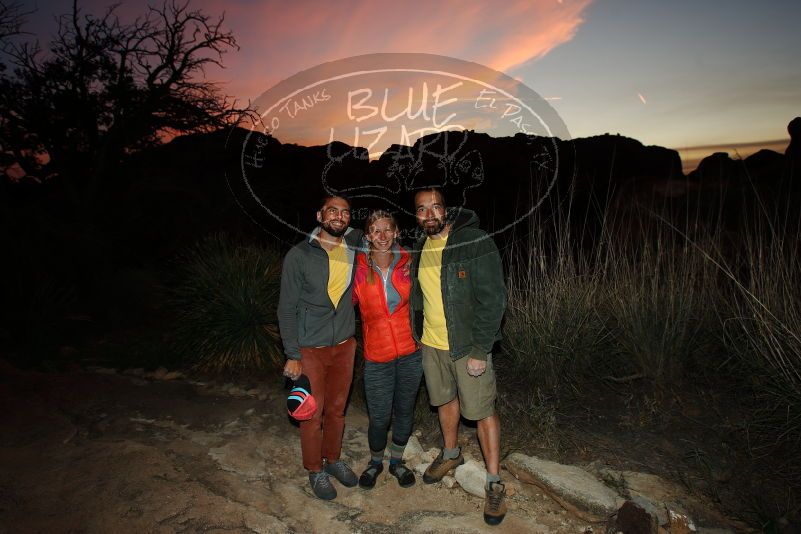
[278,195,363,501]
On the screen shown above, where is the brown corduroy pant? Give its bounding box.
[298,337,356,472]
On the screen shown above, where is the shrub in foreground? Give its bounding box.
[168,234,283,373]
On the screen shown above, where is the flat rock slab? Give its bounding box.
[505,452,623,518]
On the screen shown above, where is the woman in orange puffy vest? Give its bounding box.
[352,210,422,490]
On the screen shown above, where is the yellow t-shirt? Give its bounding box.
[326,239,348,308]
[419,235,449,349]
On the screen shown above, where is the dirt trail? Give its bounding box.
[0,363,588,533]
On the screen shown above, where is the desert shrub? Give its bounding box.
[500,203,716,392]
[167,234,283,373]
[723,214,801,481]
[502,245,607,393]
[498,203,611,453]
[603,235,714,383]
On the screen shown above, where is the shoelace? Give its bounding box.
[313,472,332,489]
[430,455,448,469]
[328,460,349,475]
[486,485,504,510]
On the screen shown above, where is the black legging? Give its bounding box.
[363,349,423,453]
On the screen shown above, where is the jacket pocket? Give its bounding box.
[300,304,331,346]
[446,263,471,304]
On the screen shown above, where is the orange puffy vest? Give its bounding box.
[352,247,418,362]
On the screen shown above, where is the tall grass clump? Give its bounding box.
[501,198,717,394]
[502,231,607,394]
[498,189,610,450]
[724,209,801,478]
[167,233,284,373]
[602,216,718,384]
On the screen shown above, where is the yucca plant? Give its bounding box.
[168,234,284,373]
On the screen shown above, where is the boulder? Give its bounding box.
[153,367,168,380]
[667,509,697,534]
[413,461,431,476]
[454,460,486,498]
[687,152,740,183]
[615,500,660,534]
[402,435,424,460]
[787,117,801,161]
[786,117,801,183]
[630,494,669,527]
[505,453,623,518]
[594,466,712,533]
[162,370,183,381]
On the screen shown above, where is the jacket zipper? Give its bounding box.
[376,256,405,357]
[376,263,399,356]
[330,239,355,346]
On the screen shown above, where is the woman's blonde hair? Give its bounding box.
[364,210,398,285]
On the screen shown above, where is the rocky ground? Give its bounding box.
[0,361,597,533]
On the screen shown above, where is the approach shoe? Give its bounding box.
[483,481,507,526]
[358,460,384,489]
[308,471,337,500]
[323,458,359,487]
[422,450,465,484]
[389,460,416,488]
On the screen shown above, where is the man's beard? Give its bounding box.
[421,218,446,236]
[322,220,348,238]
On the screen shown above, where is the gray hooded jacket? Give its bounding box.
[278,227,364,360]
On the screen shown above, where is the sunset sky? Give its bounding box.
[21,0,801,171]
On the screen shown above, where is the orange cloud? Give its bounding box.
[467,1,592,72]
[206,0,592,103]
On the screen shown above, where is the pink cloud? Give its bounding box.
[28,0,591,105]
[198,0,592,102]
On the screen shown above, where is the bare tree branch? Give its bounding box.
[0,1,30,44]
[0,0,255,189]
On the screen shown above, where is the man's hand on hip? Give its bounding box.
[466,357,486,377]
[283,359,302,381]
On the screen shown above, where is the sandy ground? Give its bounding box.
[0,362,592,533]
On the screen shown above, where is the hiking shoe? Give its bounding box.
[308,471,337,500]
[422,450,465,484]
[323,459,358,487]
[389,460,416,488]
[483,482,507,525]
[358,460,384,489]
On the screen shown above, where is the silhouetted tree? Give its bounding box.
[0,1,28,45]
[0,0,250,206]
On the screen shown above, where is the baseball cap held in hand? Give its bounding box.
[287,374,317,421]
